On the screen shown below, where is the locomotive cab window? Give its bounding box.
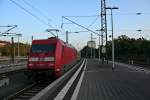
[31,44,55,53]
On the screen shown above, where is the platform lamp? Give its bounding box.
[105,6,119,70]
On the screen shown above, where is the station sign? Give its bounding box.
[87,41,96,48]
[102,46,106,53]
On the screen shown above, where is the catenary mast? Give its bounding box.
[101,0,108,63]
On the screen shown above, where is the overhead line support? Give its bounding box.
[62,16,100,36]
[101,0,108,64]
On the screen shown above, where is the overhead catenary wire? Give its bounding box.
[67,15,99,17]
[63,12,150,19]
[61,15,101,40]
[22,0,53,25]
[62,16,99,36]
[107,12,150,16]
[87,16,100,28]
[21,0,66,35]
[64,12,150,18]
[61,15,100,31]
[61,15,100,29]
[9,0,53,28]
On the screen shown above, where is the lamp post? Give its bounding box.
[106,6,119,70]
[137,29,142,39]
[136,13,142,15]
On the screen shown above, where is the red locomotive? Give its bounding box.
[27,37,77,78]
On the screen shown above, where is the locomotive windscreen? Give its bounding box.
[31,44,55,53]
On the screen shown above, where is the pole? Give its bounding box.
[101,0,108,64]
[11,37,14,63]
[17,36,19,57]
[99,32,101,60]
[91,33,93,58]
[111,9,115,70]
[32,35,33,41]
[94,48,95,59]
[137,30,142,39]
[106,6,118,69]
[66,31,68,43]
[101,31,104,64]
[86,46,87,58]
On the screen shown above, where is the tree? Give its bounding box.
[0,43,30,57]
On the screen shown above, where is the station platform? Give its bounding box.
[76,59,150,100]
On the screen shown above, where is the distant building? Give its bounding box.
[0,40,10,47]
[87,41,96,48]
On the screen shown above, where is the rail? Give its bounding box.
[4,82,50,100]
[0,62,26,74]
[31,59,85,100]
[0,57,27,61]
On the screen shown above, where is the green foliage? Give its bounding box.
[0,43,30,57]
[107,35,150,58]
[0,44,11,56]
[80,35,150,59]
[80,46,99,58]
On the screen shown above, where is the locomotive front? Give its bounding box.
[27,39,57,77]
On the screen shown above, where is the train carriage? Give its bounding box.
[27,37,77,78]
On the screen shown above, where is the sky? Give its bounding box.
[0,0,150,50]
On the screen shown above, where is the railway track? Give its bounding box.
[3,59,84,100]
[5,82,51,100]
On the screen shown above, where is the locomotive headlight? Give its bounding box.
[28,63,33,66]
[44,57,55,61]
[29,57,38,61]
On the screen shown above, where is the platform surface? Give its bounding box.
[77,59,150,100]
